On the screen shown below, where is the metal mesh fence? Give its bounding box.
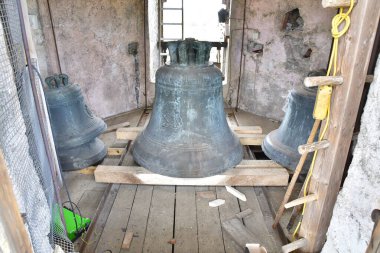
[0,0,74,252]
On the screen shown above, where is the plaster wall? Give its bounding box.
[27,0,146,118]
[227,0,335,120]
[321,55,380,253]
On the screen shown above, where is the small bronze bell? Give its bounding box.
[44,74,106,171]
[132,39,243,178]
[262,86,317,173]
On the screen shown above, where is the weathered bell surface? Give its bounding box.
[44,74,107,171]
[133,39,243,178]
[262,86,317,174]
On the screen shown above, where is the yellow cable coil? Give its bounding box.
[292,0,354,239]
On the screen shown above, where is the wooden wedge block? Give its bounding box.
[304,76,343,87]
[94,160,289,186]
[226,186,247,201]
[209,199,225,207]
[122,231,134,249]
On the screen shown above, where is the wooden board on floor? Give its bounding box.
[143,186,176,253]
[196,187,225,253]
[116,126,265,145]
[95,185,137,253]
[94,161,289,186]
[215,186,244,253]
[120,185,153,253]
[237,187,281,253]
[174,186,198,253]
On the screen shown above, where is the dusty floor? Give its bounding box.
[60,109,301,253]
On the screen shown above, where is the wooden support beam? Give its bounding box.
[107,147,125,156]
[238,133,265,145]
[0,150,34,253]
[94,160,289,186]
[304,76,343,87]
[105,121,130,133]
[284,194,318,209]
[299,0,380,252]
[298,140,330,155]
[322,0,357,8]
[231,125,263,134]
[116,127,142,140]
[116,126,265,145]
[282,238,308,253]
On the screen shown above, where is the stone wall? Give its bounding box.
[27,0,146,118]
[227,0,335,120]
[27,0,335,120]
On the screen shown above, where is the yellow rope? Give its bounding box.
[292,0,354,239]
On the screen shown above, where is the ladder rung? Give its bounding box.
[282,238,308,253]
[322,0,356,8]
[366,75,374,83]
[160,38,183,41]
[162,23,183,25]
[284,194,318,209]
[298,140,330,155]
[304,76,343,87]
[162,7,183,10]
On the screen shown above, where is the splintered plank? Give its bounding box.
[263,185,302,241]
[143,186,175,253]
[222,217,258,250]
[174,186,198,253]
[196,187,225,253]
[120,185,153,253]
[215,186,243,253]
[94,185,137,253]
[236,187,281,253]
[254,188,283,251]
[94,163,289,186]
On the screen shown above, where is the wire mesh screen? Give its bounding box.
[0,0,74,252]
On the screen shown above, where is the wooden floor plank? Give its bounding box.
[254,187,283,251]
[174,186,198,253]
[142,186,176,253]
[215,186,243,253]
[237,187,280,253]
[263,184,302,241]
[196,187,225,253]
[120,185,153,253]
[95,185,137,253]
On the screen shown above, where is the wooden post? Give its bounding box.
[299,0,380,251]
[0,150,34,253]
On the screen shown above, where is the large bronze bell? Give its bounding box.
[262,86,317,174]
[44,74,107,171]
[133,39,243,178]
